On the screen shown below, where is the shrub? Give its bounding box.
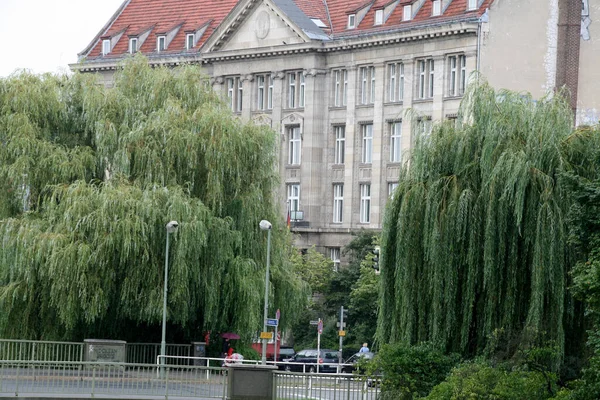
[369,342,460,399]
[426,360,558,400]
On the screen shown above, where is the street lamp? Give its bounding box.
[161,220,179,371]
[259,219,272,365]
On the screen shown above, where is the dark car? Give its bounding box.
[268,346,295,362]
[279,349,340,373]
[341,351,375,373]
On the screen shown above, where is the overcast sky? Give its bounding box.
[0,0,125,77]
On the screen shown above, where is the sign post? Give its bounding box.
[317,318,323,373]
[337,306,347,371]
[275,308,280,363]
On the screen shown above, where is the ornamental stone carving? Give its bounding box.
[255,11,271,39]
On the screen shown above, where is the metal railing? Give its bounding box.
[273,370,381,400]
[127,343,192,365]
[0,339,84,363]
[0,360,228,399]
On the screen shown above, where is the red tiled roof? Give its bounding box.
[86,0,240,59]
[83,0,493,60]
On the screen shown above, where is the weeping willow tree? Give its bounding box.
[377,81,595,364]
[0,57,308,341]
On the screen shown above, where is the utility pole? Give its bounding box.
[337,306,347,370]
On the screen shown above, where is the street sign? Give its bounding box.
[260,332,273,339]
[276,308,281,320]
[309,320,319,325]
[317,319,323,334]
[266,318,278,327]
[336,322,346,328]
[339,330,346,337]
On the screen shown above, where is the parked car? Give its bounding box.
[279,349,340,373]
[341,351,375,374]
[268,346,295,362]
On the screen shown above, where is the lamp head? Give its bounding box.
[259,220,272,230]
[166,220,179,233]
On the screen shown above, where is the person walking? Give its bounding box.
[359,343,370,353]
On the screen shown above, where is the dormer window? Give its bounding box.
[432,0,441,16]
[403,5,412,21]
[375,9,384,25]
[102,39,111,55]
[467,0,477,10]
[348,14,356,29]
[157,36,166,52]
[129,38,138,54]
[186,34,195,50]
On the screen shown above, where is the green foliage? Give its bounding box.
[291,246,334,295]
[426,361,558,400]
[378,82,591,364]
[369,342,460,399]
[0,57,307,341]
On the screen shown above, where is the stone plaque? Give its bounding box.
[84,339,126,363]
[255,11,271,39]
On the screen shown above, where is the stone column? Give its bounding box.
[271,71,287,216]
[432,55,445,122]
[401,60,414,161]
[344,66,357,227]
[301,68,327,227]
[241,74,254,120]
[371,62,385,228]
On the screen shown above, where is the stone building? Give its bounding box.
[72,0,598,266]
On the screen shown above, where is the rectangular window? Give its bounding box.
[348,14,356,29]
[288,126,301,165]
[417,59,434,99]
[468,0,477,10]
[129,38,138,54]
[186,33,195,50]
[388,182,399,198]
[360,184,371,223]
[460,55,467,95]
[227,78,235,110]
[390,121,402,163]
[257,75,265,110]
[157,36,166,52]
[299,73,305,108]
[102,39,111,55]
[330,247,341,271]
[432,0,442,16]
[370,67,376,103]
[237,79,243,112]
[226,77,243,112]
[388,62,404,102]
[288,73,296,108]
[449,55,467,96]
[362,124,373,164]
[267,75,274,109]
[288,184,300,214]
[375,9,384,25]
[418,118,433,141]
[333,69,348,107]
[333,184,344,223]
[334,126,345,164]
[359,66,375,105]
[403,5,412,21]
[428,59,435,98]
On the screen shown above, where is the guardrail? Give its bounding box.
[0,339,84,363]
[127,343,192,365]
[273,370,381,400]
[0,360,228,399]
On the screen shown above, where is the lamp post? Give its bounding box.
[259,219,272,365]
[161,220,179,372]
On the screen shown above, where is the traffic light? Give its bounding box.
[372,246,380,271]
[337,306,347,329]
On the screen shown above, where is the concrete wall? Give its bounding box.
[577,0,600,125]
[481,0,557,98]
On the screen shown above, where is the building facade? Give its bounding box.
[72,0,598,264]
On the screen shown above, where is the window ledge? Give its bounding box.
[384,101,404,106]
[412,98,433,104]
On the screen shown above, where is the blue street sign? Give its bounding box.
[266,318,279,327]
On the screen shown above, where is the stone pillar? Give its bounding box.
[371,62,385,227]
[302,68,327,226]
[241,74,254,120]
[432,55,445,122]
[344,66,358,227]
[401,60,414,159]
